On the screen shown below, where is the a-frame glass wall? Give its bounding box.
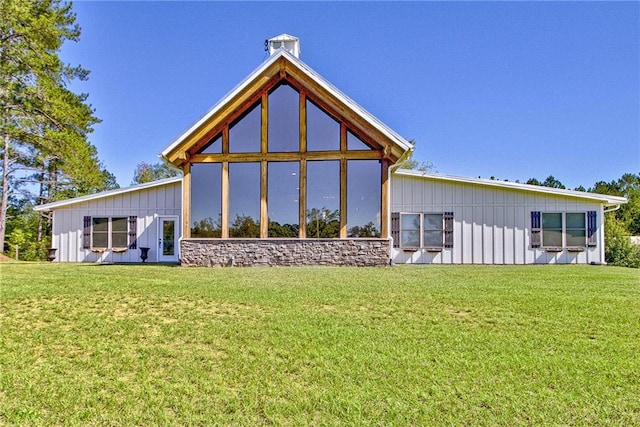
[188,80,384,239]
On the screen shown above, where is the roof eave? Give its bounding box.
[34,176,183,212]
[395,169,628,205]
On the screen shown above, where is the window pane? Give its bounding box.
[112,232,128,248]
[112,217,127,233]
[229,102,261,153]
[566,229,586,246]
[543,230,563,247]
[229,162,260,238]
[268,84,299,153]
[93,233,108,248]
[347,160,380,237]
[401,213,420,247]
[92,217,108,232]
[190,163,222,237]
[268,162,299,237]
[542,213,562,229]
[307,100,339,151]
[424,214,443,230]
[306,161,340,238]
[423,230,443,247]
[163,220,175,255]
[566,213,585,229]
[347,131,371,150]
[198,133,222,154]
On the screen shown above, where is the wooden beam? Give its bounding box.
[190,150,382,164]
[221,162,229,238]
[182,163,191,239]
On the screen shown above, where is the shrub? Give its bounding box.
[605,216,640,268]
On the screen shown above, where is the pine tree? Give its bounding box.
[0,0,113,252]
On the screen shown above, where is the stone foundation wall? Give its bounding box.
[180,238,391,267]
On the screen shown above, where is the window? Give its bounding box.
[88,217,129,249]
[394,212,453,249]
[347,160,381,237]
[268,84,299,152]
[228,162,260,238]
[401,213,421,248]
[190,163,222,237]
[423,214,444,247]
[268,161,299,237]
[532,211,594,249]
[229,102,261,153]
[306,99,340,151]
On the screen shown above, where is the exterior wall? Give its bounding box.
[180,238,390,267]
[391,175,606,265]
[51,182,182,263]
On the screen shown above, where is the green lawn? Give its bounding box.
[1,263,638,425]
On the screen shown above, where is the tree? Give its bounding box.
[526,176,565,189]
[1,0,112,253]
[397,140,434,172]
[132,160,180,185]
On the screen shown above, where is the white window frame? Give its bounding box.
[91,217,128,249]
[399,212,445,249]
[541,212,587,249]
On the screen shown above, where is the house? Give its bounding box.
[34,35,627,266]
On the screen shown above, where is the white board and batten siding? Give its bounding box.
[42,178,182,263]
[391,171,614,265]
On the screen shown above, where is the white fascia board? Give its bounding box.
[160,49,413,158]
[34,176,183,212]
[394,169,628,206]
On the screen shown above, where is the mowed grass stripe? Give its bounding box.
[1,264,638,425]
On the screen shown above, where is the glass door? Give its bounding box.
[158,216,179,262]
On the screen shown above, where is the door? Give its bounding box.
[157,216,179,262]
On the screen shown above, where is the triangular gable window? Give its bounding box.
[229,101,261,153]
[347,130,372,151]
[197,133,222,154]
[306,99,340,151]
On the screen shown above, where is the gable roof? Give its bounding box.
[161,49,413,164]
[33,177,182,212]
[395,169,628,207]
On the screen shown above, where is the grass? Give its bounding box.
[0,263,638,425]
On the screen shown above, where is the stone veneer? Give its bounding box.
[180,238,391,267]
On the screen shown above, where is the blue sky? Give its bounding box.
[60,1,639,190]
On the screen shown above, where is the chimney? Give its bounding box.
[265,34,300,58]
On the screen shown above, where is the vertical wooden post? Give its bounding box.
[182,162,191,238]
[221,161,229,238]
[380,159,390,238]
[339,124,347,238]
[299,159,307,238]
[299,91,307,238]
[340,158,347,238]
[261,93,269,237]
[261,161,268,238]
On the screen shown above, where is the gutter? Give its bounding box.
[386,147,415,261]
[604,204,621,213]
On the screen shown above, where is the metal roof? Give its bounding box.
[160,49,413,159]
[33,177,182,212]
[394,169,628,206]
